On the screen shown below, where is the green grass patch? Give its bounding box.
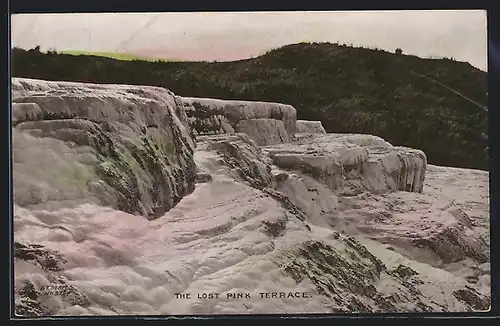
[53,50,177,62]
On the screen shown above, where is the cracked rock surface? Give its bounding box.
[13,78,490,316]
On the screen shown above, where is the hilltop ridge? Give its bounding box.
[11,42,488,170]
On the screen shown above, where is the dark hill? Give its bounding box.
[11,42,488,170]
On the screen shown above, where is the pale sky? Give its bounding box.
[11,10,488,71]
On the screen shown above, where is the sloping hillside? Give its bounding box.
[11,42,488,170]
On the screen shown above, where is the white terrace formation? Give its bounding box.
[12,78,490,316]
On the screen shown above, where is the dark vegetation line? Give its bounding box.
[396,59,488,112]
[11,42,488,171]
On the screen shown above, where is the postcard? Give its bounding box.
[11,10,490,316]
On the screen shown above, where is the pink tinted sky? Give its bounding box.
[11,10,488,71]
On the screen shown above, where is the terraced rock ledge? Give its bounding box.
[13,78,490,316]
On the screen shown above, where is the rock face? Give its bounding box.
[296,120,326,134]
[263,133,427,195]
[12,78,196,218]
[14,241,93,316]
[195,133,273,189]
[234,118,289,146]
[12,78,490,316]
[178,97,297,143]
